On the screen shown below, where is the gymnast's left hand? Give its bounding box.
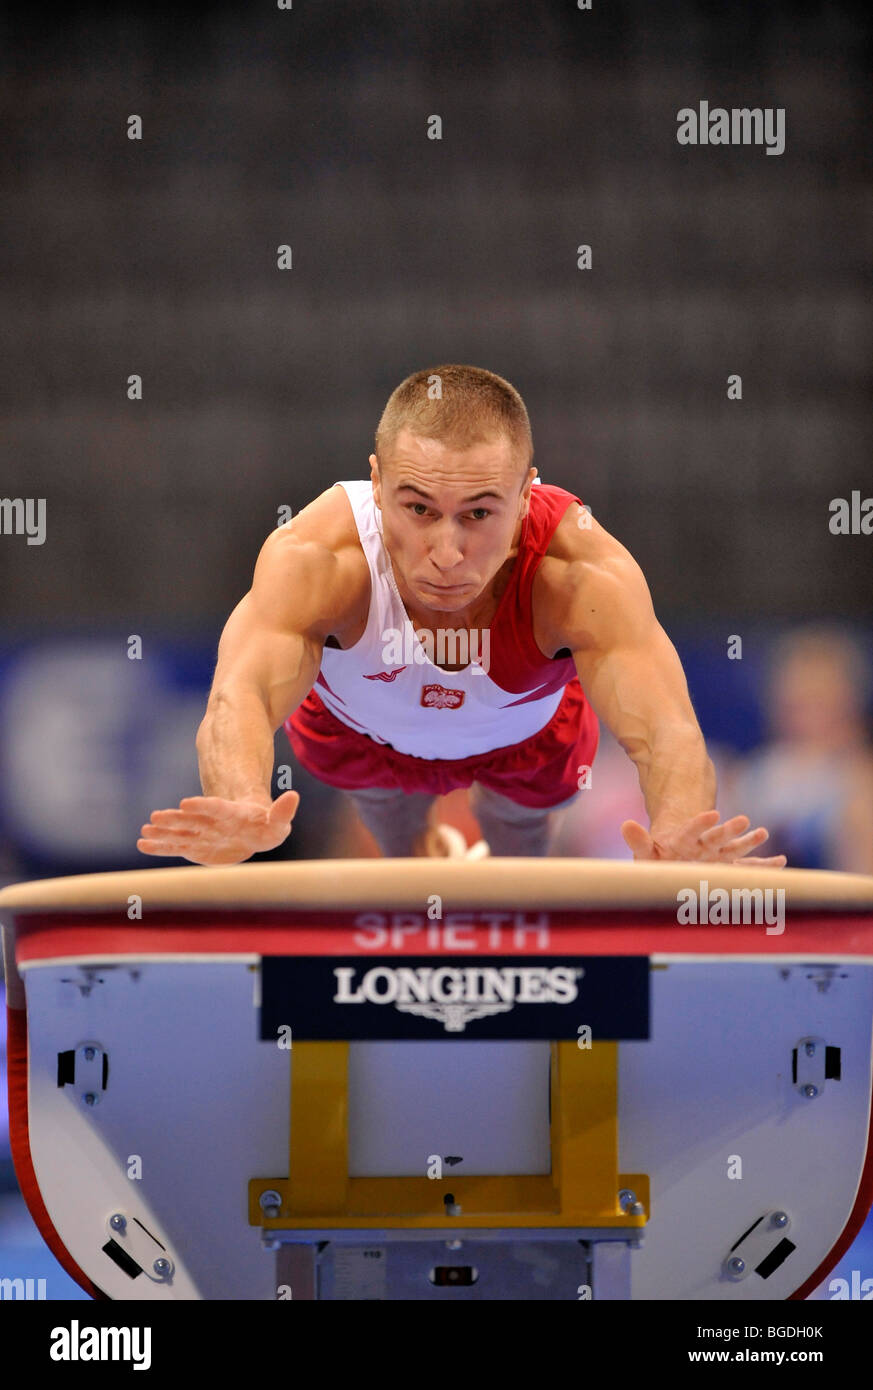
[620,809,787,866]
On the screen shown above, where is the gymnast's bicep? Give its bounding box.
[207,532,343,729]
[565,550,701,750]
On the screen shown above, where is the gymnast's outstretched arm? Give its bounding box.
[543,507,786,867]
[138,502,358,865]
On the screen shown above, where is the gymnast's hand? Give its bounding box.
[137,790,301,865]
[620,810,787,867]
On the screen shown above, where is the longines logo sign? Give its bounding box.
[260,956,649,1041]
[334,962,583,1031]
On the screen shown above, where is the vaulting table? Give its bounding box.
[2,857,872,1300]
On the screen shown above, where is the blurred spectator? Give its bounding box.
[722,626,873,873]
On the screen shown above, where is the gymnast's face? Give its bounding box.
[370,429,535,617]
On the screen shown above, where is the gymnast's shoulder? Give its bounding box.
[537,500,652,617]
[250,485,370,629]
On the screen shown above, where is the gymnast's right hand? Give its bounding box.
[136,790,301,866]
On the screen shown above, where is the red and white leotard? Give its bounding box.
[285,478,599,806]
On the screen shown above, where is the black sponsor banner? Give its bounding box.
[260,955,649,1041]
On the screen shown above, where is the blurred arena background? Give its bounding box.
[1,0,870,1298]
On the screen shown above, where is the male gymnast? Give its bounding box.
[138,364,786,867]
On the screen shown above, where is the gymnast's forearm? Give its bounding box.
[631,722,717,833]
[195,689,277,806]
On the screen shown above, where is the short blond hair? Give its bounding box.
[375,364,533,478]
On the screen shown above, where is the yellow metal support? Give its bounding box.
[249,1039,649,1230]
[286,1042,348,1214]
[552,1040,620,1219]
